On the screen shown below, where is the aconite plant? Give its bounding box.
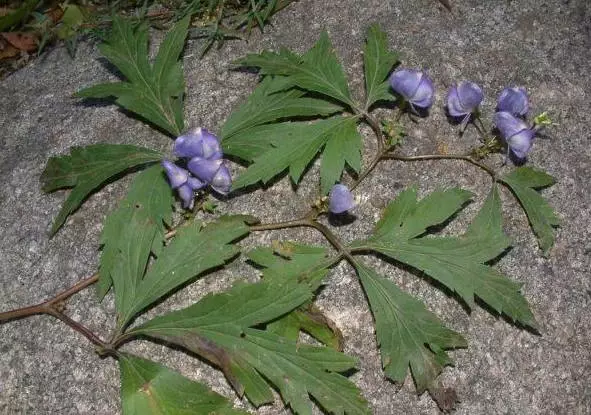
[0,17,559,414]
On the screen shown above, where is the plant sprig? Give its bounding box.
[0,20,559,415]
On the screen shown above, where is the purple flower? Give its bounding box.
[162,159,189,189]
[446,81,483,123]
[389,69,435,109]
[176,184,195,209]
[497,87,529,117]
[173,128,223,160]
[210,164,232,195]
[162,160,205,209]
[494,111,536,159]
[329,184,355,214]
[187,158,224,183]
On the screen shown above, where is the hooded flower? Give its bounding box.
[329,184,355,214]
[494,111,536,159]
[162,160,206,209]
[446,81,484,123]
[389,69,435,109]
[162,159,189,189]
[173,127,223,160]
[497,87,529,117]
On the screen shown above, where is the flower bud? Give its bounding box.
[329,184,355,214]
[187,158,224,183]
[210,164,232,195]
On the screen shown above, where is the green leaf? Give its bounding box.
[500,166,559,255]
[119,216,251,328]
[41,144,163,235]
[465,185,503,239]
[237,32,355,109]
[248,243,343,349]
[76,16,190,136]
[371,187,473,241]
[267,303,344,351]
[363,24,399,109]
[97,165,174,300]
[247,242,333,290]
[353,261,466,392]
[130,280,370,415]
[221,76,344,145]
[231,116,358,190]
[0,0,38,32]
[319,116,362,194]
[119,353,247,415]
[352,187,537,328]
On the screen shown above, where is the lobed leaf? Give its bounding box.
[236,32,355,109]
[118,216,251,328]
[352,187,536,327]
[130,279,370,415]
[119,353,247,415]
[363,24,399,109]
[76,16,190,136]
[500,166,559,255]
[231,116,360,191]
[248,243,343,349]
[41,144,162,235]
[354,261,466,392]
[97,165,174,300]
[221,76,344,146]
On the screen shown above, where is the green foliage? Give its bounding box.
[118,216,252,328]
[225,25,399,193]
[119,353,248,415]
[76,16,190,136]
[230,116,362,192]
[247,243,343,349]
[237,32,355,108]
[501,166,559,255]
[129,279,370,415]
[41,144,162,235]
[97,164,174,300]
[353,261,466,392]
[221,76,344,149]
[363,24,399,110]
[352,187,537,328]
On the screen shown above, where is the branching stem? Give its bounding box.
[382,152,497,180]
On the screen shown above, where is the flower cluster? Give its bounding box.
[162,128,232,209]
[389,68,539,160]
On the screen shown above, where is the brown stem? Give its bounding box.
[382,152,497,179]
[46,309,108,349]
[0,273,99,322]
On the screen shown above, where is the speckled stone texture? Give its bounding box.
[1,0,590,414]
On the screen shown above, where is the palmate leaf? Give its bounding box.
[221,76,344,152]
[76,16,190,136]
[41,144,163,235]
[351,187,537,328]
[500,166,559,255]
[118,216,251,328]
[353,261,466,392]
[236,31,356,109]
[119,353,247,415]
[231,116,362,193]
[129,280,370,415]
[97,164,174,300]
[247,243,343,349]
[363,24,399,110]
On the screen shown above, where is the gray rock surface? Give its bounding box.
[1,0,590,414]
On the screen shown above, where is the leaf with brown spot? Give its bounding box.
[119,353,248,414]
[129,280,370,414]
